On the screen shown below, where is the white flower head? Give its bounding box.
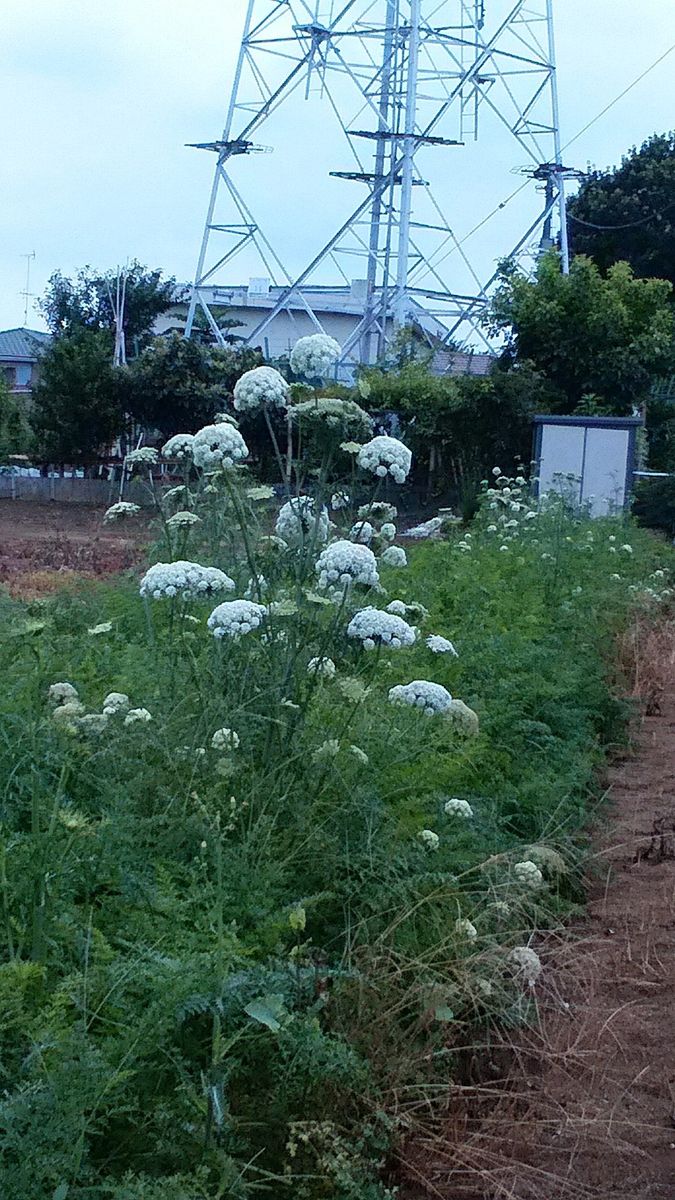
[307,656,337,679]
[315,539,379,590]
[312,738,341,764]
[426,635,458,656]
[275,496,329,548]
[104,501,141,523]
[88,621,113,635]
[124,708,153,726]
[447,698,480,737]
[211,727,240,752]
[207,599,266,640]
[349,520,374,545]
[331,491,350,510]
[52,700,85,725]
[347,606,416,651]
[508,945,542,985]
[77,713,109,735]
[380,545,408,568]
[161,433,195,459]
[349,744,369,765]
[444,797,473,819]
[290,333,341,379]
[192,423,249,471]
[125,447,159,469]
[48,682,79,706]
[357,435,412,484]
[166,510,202,529]
[359,501,397,523]
[455,917,477,941]
[380,521,396,542]
[102,692,130,717]
[233,365,289,413]
[620,544,633,554]
[140,561,235,601]
[514,859,544,890]
[418,828,440,851]
[389,679,453,717]
[386,599,429,621]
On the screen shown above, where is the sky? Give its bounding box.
[1,0,674,335]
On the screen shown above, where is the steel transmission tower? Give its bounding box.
[185,0,572,367]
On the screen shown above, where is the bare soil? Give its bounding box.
[401,625,675,1200]
[0,500,151,597]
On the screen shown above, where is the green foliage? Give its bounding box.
[124,333,262,437]
[633,474,675,536]
[489,251,674,414]
[0,376,33,459]
[30,330,125,463]
[359,361,546,493]
[40,261,177,351]
[568,132,675,288]
[0,458,671,1197]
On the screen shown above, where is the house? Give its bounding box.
[0,327,50,395]
[157,280,493,378]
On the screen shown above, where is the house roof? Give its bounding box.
[0,327,50,362]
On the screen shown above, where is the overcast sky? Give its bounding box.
[1,0,674,334]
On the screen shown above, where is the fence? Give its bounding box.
[0,476,153,506]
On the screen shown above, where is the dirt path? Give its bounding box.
[401,630,675,1200]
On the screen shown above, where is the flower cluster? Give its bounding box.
[426,635,458,656]
[192,423,249,471]
[418,829,440,851]
[275,497,329,548]
[207,599,266,640]
[447,698,480,737]
[388,679,453,716]
[233,365,289,413]
[387,599,429,622]
[508,946,542,984]
[211,727,240,751]
[349,520,374,545]
[125,708,153,726]
[289,333,341,379]
[357,435,412,484]
[444,797,473,819]
[307,656,337,679]
[161,433,195,459]
[455,917,477,941]
[104,501,141,522]
[166,511,201,529]
[347,606,416,650]
[331,491,350,510]
[102,692,130,717]
[49,682,79,706]
[514,859,544,890]
[125,447,158,468]
[315,540,379,590]
[380,545,407,567]
[139,561,235,601]
[359,501,397,523]
[291,397,372,443]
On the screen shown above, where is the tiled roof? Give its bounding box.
[0,327,50,361]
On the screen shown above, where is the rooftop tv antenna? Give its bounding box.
[20,251,36,326]
[184,1,570,368]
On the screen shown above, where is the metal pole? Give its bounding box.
[363,0,397,364]
[394,0,421,329]
[546,0,569,274]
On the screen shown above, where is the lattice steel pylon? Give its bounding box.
[184,0,573,369]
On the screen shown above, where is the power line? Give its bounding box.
[561,43,675,155]
[568,200,675,233]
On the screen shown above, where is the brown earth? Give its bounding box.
[401,620,675,1200]
[0,500,151,598]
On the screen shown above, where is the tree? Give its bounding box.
[568,133,675,288]
[123,332,263,437]
[39,261,179,353]
[489,252,674,414]
[360,359,548,501]
[0,376,33,460]
[31,331,124,464]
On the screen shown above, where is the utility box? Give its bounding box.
[533,414,642,517]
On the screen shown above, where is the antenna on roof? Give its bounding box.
[20,251,36,326]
